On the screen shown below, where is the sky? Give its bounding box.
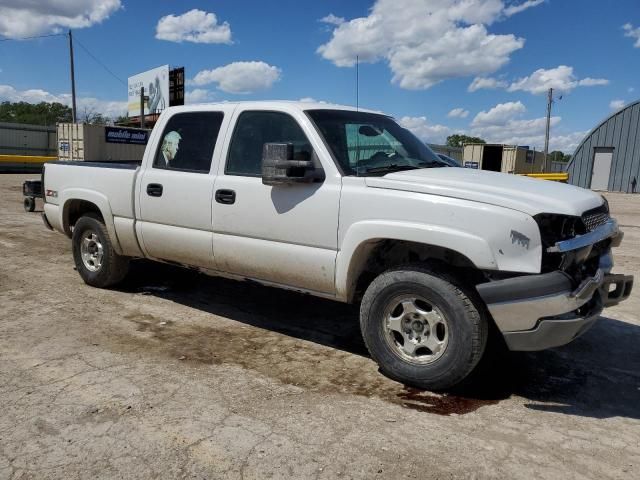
[0,0,639,153]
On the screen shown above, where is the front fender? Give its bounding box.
[335,220,497,301]
[60,188,123,255]
[336,214,541,301]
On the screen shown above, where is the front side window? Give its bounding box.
[153,111,223,173]
[306,109,444,176]
[226,111,313,176]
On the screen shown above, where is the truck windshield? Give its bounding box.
[306,109,445,176]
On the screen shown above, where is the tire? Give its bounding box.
[360,265,488,391]
[72,213,129,288]
[24,197,35,212]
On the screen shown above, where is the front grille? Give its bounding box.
[582,205,609,232]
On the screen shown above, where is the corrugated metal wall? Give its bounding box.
[0,122,56,156]
[429,144,463,161]
[566,100,640,192]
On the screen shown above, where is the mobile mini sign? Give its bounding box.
[105,127,149,145]
[127,65,169,117]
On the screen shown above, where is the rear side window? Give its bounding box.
[226,111,313,176]
[153,111,223,173]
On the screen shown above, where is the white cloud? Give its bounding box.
[155,9,232,44]
[503,0,544,17]
[398,116,451,144]
[508,65,609,94]
[623,23,640,48]
[447,108,469,119]
[0,0,121,38]
[472,101,526,126]
[190,61,281,94]
[319,14,345,26]
[185,89,211,103]
[610,99,626,110]
[317,0,530,90]
[468,76,508,92]
[577,77,609,87]
[0,84,126,119]
[468,100,584,152]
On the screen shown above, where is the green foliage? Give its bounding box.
[0,101,72,125]
[548,150,572,162]
[446,134,486,148]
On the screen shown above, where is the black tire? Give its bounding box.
[360,265,488,391]
[24,197,35,212]
[72,213,129,288]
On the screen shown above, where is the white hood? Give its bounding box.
[365,168,603,216]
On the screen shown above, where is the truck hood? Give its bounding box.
[365,168,603,216]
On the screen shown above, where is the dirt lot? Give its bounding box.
[1,173,639,479]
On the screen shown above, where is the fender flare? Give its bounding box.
[60,188,123,255]
[335,220,497,301]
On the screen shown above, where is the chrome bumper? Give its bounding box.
[477,258,633,351]
[548,218,622,252]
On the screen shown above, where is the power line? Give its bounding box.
[74,37,127,86]
[0,33,66,42]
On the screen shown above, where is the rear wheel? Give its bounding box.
[23,197,35,212]
[360,265,488,390]
[72,213,129,288]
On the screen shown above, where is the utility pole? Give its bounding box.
[68,30,77,124]
[140,86,147,129]
[543,87,553,172]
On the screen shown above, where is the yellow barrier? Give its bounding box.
[0,155,57,164]
[520,172,569,182]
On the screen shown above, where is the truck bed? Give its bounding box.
[42,161,142,249]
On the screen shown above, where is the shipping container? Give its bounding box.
[57,123,149,162]
[462,143,545,174]
[0,122,56,156]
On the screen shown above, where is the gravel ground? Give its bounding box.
[1,173,639,479]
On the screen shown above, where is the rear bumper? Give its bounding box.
[477,265,633,351]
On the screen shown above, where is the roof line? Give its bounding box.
[566,99,640,169]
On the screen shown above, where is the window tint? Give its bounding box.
[153,112,223,173]
[307,109,443,176]
[226,111,313,176]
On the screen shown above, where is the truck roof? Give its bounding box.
[164,100,384,116]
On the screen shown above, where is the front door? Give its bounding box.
[137,110,228,267]
[590,147,614,191]
[211,109,341,294]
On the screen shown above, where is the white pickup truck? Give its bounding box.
[41,101,633,390]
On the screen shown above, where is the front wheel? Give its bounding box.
[23,197,35,212]
[72,213,129,288]
[360,265,488,390]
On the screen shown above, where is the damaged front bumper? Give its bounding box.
[477,220,633,351]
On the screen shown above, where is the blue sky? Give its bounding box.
[0,0,638,152]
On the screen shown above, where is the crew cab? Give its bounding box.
[41,101,633,390]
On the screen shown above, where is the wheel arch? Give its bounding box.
[61,190,123,255]
[336,221,497,303]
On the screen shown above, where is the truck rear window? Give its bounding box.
[153,112,224,173]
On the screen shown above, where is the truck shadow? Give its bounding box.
[117,261,640,420]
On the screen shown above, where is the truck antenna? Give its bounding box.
[356,55,359,112]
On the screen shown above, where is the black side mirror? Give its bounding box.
[261,143,322,186]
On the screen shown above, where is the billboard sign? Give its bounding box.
[128,65,169,117]
[105,126,149,145]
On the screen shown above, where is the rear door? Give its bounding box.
[211,108,341,294]
[137,108,232,267]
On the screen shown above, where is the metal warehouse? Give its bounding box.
[567,100,640,192]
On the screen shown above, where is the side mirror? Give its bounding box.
[261,143,322,186]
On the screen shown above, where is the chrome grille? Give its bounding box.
[582,205,610,232]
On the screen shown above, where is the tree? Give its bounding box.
[0,101,72,125]
[446,134,486,148]
[548,150,571,163]
[80,106,111,125]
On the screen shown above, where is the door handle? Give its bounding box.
[147,183,163,197]
[215,189,236,205]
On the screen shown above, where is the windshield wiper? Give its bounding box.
[417,161,445,168]
[364,164,420,174]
